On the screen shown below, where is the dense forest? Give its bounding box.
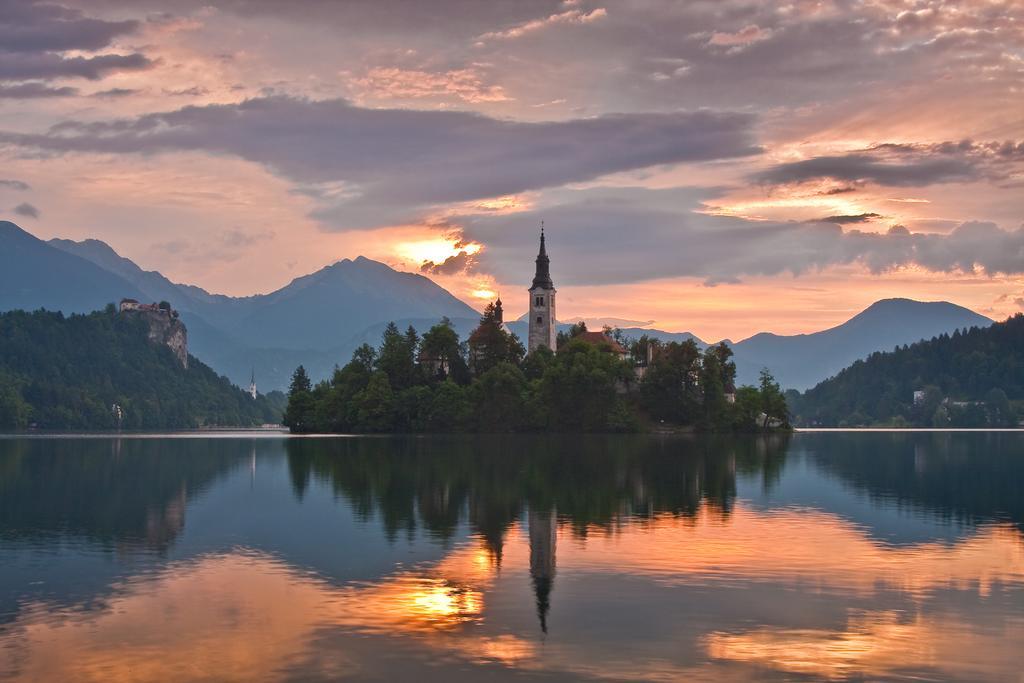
[0,308,284,430]
[792,313,1024,427]
[284,303,789,434]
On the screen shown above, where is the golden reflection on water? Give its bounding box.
[558,506,1024,597]
[2,502,1023,682]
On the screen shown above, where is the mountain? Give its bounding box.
[36,224,480,389]
[508,315,708,349]
[0,221,144,314]
[793,313,1024,427]
[729,299,993,390]
[227,257,479,351]
[0,308,281,430]
[2,222,996,393]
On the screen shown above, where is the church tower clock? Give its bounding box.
[528,225,557,353]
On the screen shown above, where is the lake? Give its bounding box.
[1,432,1022,681]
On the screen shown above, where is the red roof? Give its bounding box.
[570,331,628,355]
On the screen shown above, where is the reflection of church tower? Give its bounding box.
[528,506,557,633]
[527,225,556,353]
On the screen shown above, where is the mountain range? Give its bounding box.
[0,220,995,391]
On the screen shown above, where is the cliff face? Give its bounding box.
[138,311,189,368]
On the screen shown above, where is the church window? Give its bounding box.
[536,316,542,324]
[535,296,544,307]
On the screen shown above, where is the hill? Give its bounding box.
[793,313,1024,427]
[0,308,282,430]
[730,299,993,389]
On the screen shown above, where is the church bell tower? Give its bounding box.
[528,224,557,353]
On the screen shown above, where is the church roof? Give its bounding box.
[531,228,554,290]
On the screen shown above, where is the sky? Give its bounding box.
[0,0,1022,341]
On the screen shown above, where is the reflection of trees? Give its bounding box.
[285,434,792,550]
[0,438,248,552]
[803,432,1024,531]
[286,434,791,633]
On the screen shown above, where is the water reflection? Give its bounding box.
[0,432,1022,681]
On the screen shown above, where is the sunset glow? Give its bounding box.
[1,0,1020,337]
[395,238,483,269]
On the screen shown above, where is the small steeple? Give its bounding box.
[531,221,553,290]
[249,367,257,400]
[494,296,503,325]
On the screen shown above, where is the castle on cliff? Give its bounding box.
[119,298,189,368]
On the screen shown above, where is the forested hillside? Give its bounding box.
[793,314,1024,427]
[0,309,283,430]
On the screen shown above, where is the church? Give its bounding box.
[527,226,557,353]
[525,226,627,359]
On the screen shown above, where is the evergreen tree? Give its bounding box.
[376,323,417,390]
[283,365,315,433]
[468,301,524,375]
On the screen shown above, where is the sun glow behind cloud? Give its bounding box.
[395,237,482,267]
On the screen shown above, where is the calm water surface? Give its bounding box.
[1,432,1023,682]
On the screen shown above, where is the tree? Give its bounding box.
[468,302,524,375]
[985,388,1014,427]
[425,380,471,431]
[354,371,396,432]
[556,320,587,348]
[700,346,727,430]
[420,319,470,384]
[283,365,316,433]
[758,369,788,429]
[376,323,417,390]
[472,363,528,432]
[521,346,554,381]
[0,380,30,430]
[640,339,702,424]
[538,338,629,431]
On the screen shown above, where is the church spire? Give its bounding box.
[532,221,553,290]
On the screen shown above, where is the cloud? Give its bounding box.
[1015,298,1024,310]
[753,153,977,188]
[13,201,39,218]
[753,141,1024,189]
[421,249,476,276]
[0,2,151,85]
[0,81,77,98]
[163,86,209,97]
[477,7,607,41]
[0,1,139,53]
[0,51,154,81]
[0,96,760,228]
[454,188,1024,287]
[91,87,138,98]
[0,179,30,190]
[350,66,510,103]
[708,24,772,48]
[817,213,881,225]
